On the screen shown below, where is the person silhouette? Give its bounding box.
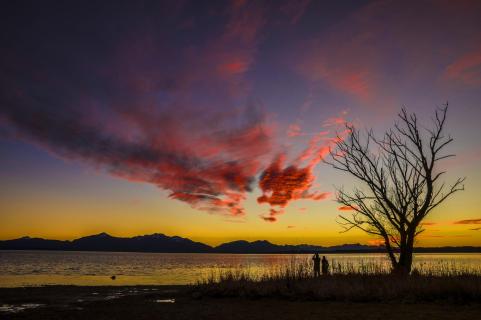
[321,256,329,276]
[312,253,321,277]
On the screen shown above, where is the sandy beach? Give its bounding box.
[1,285,481,320]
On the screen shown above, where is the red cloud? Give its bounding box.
[338,205,355,211]
[333,71,372,101]
[293,0,481,107]
[287,123,302,137]
[210,0,265,83]
[106,113,272,217]
[297,46,375,102]
[444,46,481,86]
[257,156,316,207]
[218,60,250,75]
[0,1,272,219]
[258,116,346,222]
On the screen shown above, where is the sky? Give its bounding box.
[1,0,481,247]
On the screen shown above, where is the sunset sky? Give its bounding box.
[1,0,481,247]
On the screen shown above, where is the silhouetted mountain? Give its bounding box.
[0,233,211,253]
[71,232,212,253]
[0,234,479,253]
[0,236,69,250]
[215,240,281,253]
[214,240,383,253]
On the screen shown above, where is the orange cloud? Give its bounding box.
[367,239,384,246]
[453,219,481,225]
[420,222,437,226]
[338,205,355,211]
[418,235,445,239]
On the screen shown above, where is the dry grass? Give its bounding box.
[192,259,481,303]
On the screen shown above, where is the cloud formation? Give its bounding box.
[0,1,271,217]
[257,117,346,222]
[444,45,481,86]
[4,0,479,227]
[294,0,481,107]
[454,219,481,225]
[420,222,437,226]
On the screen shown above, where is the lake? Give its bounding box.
[1,250,480,287]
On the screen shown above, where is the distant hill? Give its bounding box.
[215,240,284,253]
[214,240,381,253]
[0,233,479,253]
[0,233,211,253]
[0,236,70,251]
[70,232,212,253]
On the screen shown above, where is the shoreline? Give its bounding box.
[2,248,481,254]
[1,285,481,320]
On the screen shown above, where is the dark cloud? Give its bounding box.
[454,219,481,225]
[0,0,272,217]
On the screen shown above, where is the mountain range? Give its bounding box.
[0,233,479,253]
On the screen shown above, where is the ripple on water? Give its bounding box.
[155,299,175,303]
[1,251,480,287]
[0,303,44,313]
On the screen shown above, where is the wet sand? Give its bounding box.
[1,285,481,320]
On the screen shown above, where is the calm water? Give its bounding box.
[1,250,480,287]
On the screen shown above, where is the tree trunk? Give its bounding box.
[393,235,414,275]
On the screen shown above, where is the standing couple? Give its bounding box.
[312,253,329,277]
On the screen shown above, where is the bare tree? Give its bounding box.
[325,104,464,274]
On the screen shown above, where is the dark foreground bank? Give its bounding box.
[1,285,481,320]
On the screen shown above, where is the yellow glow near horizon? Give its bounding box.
[1,171,480,247]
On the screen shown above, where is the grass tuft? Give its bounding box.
[191,258,481,303]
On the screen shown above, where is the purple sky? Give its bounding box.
[1,0,480,244]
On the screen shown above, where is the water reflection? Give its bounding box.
[0,251,480,287]
[0,303,44,313]
[155,299,175,303]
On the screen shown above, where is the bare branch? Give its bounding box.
[326,104,464,273]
